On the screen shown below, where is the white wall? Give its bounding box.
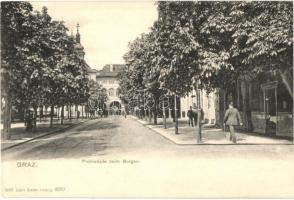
[180,89,216,124]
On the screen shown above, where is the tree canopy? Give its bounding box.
[1,2,92,136]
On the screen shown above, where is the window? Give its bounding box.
[109,88,114,96]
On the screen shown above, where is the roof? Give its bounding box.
[83,61,98,73]
[74,43,84,50]
[96,64,126,77]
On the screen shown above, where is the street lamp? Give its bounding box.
[194,79,202,143]
[143,89,147,121]
[159,94,169,129]
[171,58,179,135]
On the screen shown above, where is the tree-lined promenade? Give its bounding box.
[1,2,102,139]
[118,1,293,134]
[1,1,293,140]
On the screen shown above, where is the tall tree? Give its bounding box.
[157,2,200,133]
[1,2,33,138]
[230,1,293,97]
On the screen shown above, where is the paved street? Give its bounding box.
[2,116,294,198]
[2,116,294,160]
[2,116,173,160]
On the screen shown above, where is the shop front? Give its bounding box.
[251,81,293,138]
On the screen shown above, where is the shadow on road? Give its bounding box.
[2,119,121,160]
[76,120,119,132]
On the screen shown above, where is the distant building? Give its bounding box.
[180,89,217,125]
[96,64,126,111]
[71,24,126,114]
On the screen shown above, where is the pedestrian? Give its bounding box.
[224,101,243,143]
[25,110,33,131]
[77,110,80,119]
[187,106,194,127]
[122,108,127,118]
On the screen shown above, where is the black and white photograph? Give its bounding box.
[1,1,294,198]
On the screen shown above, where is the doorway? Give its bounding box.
[262,82,278,135]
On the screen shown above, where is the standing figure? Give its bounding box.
[224,102,243,143]
[187,106,194,127]
[25,110,33,131]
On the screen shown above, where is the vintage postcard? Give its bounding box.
[1,1,294,198]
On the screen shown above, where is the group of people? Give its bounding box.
[187,102,242,144]
[187,106,202,127]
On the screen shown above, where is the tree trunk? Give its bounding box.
[3,94,12,140]
[247,82,253,132]
[39,106,43,123]
[69,104,72,121]
[163,106,167,129]
[61,105,64,125]
[237,80,240,108]
[240,80,253,132]
[241,81,248,129]
[45,106,48,121]
[81,105,84,119]
[197,109,202,143]
[57,107,60,120]
[153,97,158,125]
[174,94,178,134]
[278,69,293,98]
[24,106,27,127]
[50,105,54,128]
[76,105,78,120]
[222,89,227,130]
[148,109,151,123]
[67,105,70,119]
[33,106,38,132]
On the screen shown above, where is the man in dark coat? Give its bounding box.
[224,102,243,143]
[187,106,194,127]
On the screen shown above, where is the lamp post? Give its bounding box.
[171,59,179,135]
[143,89,148,121]
[97,88,102,118]
[174,93,178,134]
[159,95,169,129]
[195,80,202,143]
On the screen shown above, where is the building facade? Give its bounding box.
[179,88,217,125]
[96,64,125,112]
[216,73,293,138]
[238,75,293,138]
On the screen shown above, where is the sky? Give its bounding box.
[31,1,158,70]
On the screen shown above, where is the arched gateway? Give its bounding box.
[109,101,122,115]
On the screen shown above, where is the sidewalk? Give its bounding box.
[1,118,89,150]
[132,116,293,145]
